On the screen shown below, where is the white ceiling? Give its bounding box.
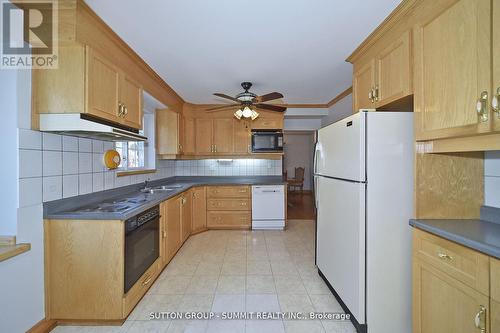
[85,0,401,104]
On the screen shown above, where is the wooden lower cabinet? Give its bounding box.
[181,192,192,242]
[492,299,500,333]
[207,198,251,211]
[207,185,251,198]
[123,258,160,316]
[207,211,251,229]
[164,196,182,264]
[191,187,207,233]
[413,258,489,333]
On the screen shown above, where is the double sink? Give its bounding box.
[140,184,183,194]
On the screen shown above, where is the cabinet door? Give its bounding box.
[414,0,491,140]
[413,258,489,333]
[233,119,250,154]
[156,110,179,156]
[181,193,192,243]
[166,196,182,263]
[376,30,411,106]
[251,117,284,130]
[353,59,376,111]
[86,48,120,123]
[183,117,196,154]
[493,0,500,132]
[213,119,234,153]
[159,202,168,268]
[120,74,143,129]
[195,119,213,154]
[191,187,207,233]
[492,299,500,333]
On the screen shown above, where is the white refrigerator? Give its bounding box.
[314,110,413,333]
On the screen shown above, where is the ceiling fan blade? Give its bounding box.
[205,104,241,112]
[214,93,240,103]
[255,92,284,103]
[254,104,287,113]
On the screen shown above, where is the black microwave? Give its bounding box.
[251,130,284,153]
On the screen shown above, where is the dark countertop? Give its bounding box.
[409,206,500,259]
[44,176,286,221]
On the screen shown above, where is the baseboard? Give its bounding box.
[317,269,367,333]
[27,318,57,333]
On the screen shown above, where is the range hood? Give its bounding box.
[39,113,147,142]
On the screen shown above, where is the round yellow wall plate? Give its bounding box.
[103,150,121,170]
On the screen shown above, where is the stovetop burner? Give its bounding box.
[73,194,154,213]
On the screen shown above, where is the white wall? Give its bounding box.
[485,151,500,208]
[321,93,353,127]
[284,118,323,131]
[283,132,315,190]
[0,70,45,333]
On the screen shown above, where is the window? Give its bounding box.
[115,112,156,171]
[115,141,145,169]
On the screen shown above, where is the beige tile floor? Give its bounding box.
[52,220,356,333]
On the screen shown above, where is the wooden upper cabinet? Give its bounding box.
[213,119,234,154]
[191,187,207,233]
[376,30,411,106]
[414,0,491,141]
[195,119,214,154]
[120,74,143,129]
[183,117,196,155]
[251,117,284,130]
[156,109,179,157]
[87,47,121,123]
[493,0,500,132]
[353,59,376,111]
[413,258,489,333]
[233,119,250,154]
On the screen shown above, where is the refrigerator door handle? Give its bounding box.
[313,141,320,175]
[314,176,319,210]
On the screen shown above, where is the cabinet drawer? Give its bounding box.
[207,186,251,198]
[207,211,251,228]
[413,229,489,295]
[491,257,500,301]
[207,198,251,211]
[123,259,159,317]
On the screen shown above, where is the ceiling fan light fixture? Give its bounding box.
[242,106,253,118]
[234,109,243,120]
[251,110,259,120]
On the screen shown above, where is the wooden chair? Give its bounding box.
[287,167,305,193]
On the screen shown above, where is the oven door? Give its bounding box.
[251,131,283,153]
[124,216,159,293]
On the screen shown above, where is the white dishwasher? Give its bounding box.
[252,185,285,230]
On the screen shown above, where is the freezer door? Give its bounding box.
[316,112,365,182]
[316,176,366,324]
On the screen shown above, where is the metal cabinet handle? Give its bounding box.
[492,87,500,117]
[374,86,379,102]
[162,231,167,238]
[368,89,374,103]
[123,105,128,116]
[117,103,124,117]
[476,91,489,122]
[142,274,152,286]
[437,252,453,261]
[214,145,217,153]
[474,305,486,333]
[240,202,247,206]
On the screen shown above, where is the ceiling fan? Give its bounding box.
[205,82,287,120]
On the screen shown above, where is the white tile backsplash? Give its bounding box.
[78,173,93,195]
[19,132,281,203]
[42,151,62,176]
[62,175,79,198]
[78,152,92,173]
[19,129,41,150]
[92,172,104,192]
[62,136,79,152]
[19,149,42,178]
[78,138,92,152]
[42,133,62,151]
[62,151,79,175]
[485,151,500,208]
[43,176,62,202]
